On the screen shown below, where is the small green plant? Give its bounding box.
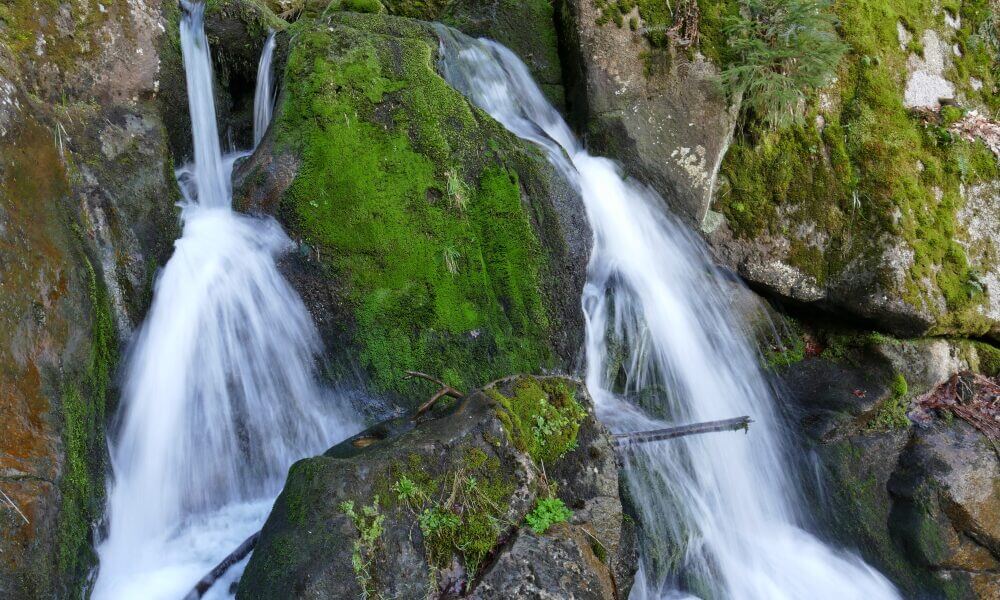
[866,373,910,432]
[392,475,421,505]
[341,497,386,599]
[525,497,573,534]
[445,169,468,212]
[721,0,847,129]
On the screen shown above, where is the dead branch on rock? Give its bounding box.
[183,530,260,600]
[614,416,752,448]
[916,371,1000,454]
[405,370,466,416]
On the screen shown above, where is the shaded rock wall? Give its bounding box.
[0,0,179,596]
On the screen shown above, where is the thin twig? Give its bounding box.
[0,487,30,525]
[405,371,465,417]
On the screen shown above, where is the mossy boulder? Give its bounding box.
[234,11,588,406]
[705,0,1000,341]
[237,375,636,598]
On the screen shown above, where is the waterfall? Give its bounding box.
[93,4,358,598]
[252,30,276,148]
[436,28,900,600]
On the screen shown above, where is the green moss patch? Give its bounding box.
[866,373,910,431]
[488,377,587,465]
[380,449,515,580]
[275,14,553,394]
[57,256,118,594]
[710,0,1000,335]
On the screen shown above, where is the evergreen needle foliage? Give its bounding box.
[721,0,847,129]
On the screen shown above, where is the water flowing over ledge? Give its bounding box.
[92,4,359,598]
[435,26,900,600]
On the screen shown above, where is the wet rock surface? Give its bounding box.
[0,0,179,596]
[238,376,636,599]
[779,336,1000,598]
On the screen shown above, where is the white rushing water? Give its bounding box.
[252,30,276,148]
[93,4,358,598]
[437,29,900,600]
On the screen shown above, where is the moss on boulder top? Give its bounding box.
[704,0,1000,340]
[235,11,587,402]
[237,375,635,599]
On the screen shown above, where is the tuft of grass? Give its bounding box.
[721,0,847,129]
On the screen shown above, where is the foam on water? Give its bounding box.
[93,4,359,597]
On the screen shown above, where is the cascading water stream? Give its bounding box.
[437,29,900,600]
[252,30,276,148]
[93,4,358,598]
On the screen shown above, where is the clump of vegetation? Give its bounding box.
[524,497,573,534]
[340,497,386,599]
[866,373,910,432]
[721,0,847,128]
[386,450,515,581]
[488,378,587,465]
[336,0,385,13]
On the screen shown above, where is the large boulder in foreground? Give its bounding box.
[234,12,589,407]
[237,375,636,598]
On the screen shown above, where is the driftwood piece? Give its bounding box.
[614,416,752,448]
[405,370,465,416]
[183,531,260,600]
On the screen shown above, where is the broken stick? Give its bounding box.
[183,531,260,600]
[614,416,752,448]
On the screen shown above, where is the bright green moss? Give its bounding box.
[57,257,118,593]
[972,341,1000,376]
[488,377,587,465]
[276,17,552,394]
[866,373,910,431]
[712,0,999,335]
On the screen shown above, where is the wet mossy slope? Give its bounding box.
[707,0,1000,338]
[250,11,585,399]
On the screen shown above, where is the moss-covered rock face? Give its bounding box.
[236,11,588,403]
[705,0,1000,340]
[374,0,565,107]
[237,376,635,599]
[0,1,179,596]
